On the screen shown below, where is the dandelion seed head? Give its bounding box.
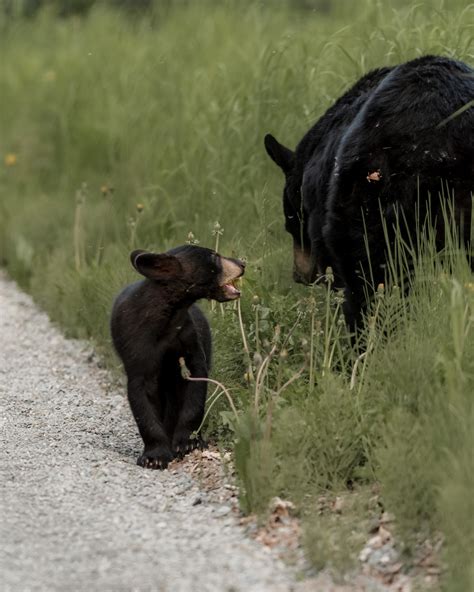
[212,221,224,236]
[186,231,199,245]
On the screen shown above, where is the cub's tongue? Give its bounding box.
[224,283,241,298]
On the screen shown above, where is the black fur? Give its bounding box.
[111,245,245,469]
[265,55,474,330]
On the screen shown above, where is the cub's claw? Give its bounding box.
[172,435,207,458]
[138,446,174,470]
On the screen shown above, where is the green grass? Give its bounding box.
[0,1,473,589]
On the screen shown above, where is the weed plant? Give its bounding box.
[0,1,473,588]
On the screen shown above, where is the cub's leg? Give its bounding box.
[127,373,174,469]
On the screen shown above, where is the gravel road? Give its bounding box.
[0,272,298,592]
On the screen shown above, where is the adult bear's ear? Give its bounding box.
[130,250,182,280]
[264,134,295,175]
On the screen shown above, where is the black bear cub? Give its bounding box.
[111,245,245,469]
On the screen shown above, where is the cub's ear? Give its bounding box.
[130,250,147,271]
[130,250,182,280]
[264,134,295,175]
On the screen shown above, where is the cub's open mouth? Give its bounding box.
[222,278,241,300]
[217,255,245,301]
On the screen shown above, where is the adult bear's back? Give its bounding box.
[324,55,473,329]
[332,56,474,203]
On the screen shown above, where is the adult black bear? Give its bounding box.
[265,55,473,330]
[111,245,245,469]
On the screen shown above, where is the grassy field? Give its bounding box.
[1,1,473,589]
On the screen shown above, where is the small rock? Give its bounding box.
[367,534,383,549]
[214,505,231,518]
[379,525,392,543]
[380,511,394,524]
[331,496,344,514]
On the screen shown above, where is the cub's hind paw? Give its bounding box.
[172,434,207,458]
[137,446,174,470]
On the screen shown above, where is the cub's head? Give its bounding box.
[130,245,245,302]
[264,133,314,285]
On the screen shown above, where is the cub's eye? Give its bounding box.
[207,253,218,272]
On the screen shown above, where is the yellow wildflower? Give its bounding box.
[5,153,17,167]
[44,70,57,82]
[100,184,114,196]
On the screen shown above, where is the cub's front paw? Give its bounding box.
[137,446,174,470]
[172,433,207,458]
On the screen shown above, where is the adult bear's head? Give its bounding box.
[264,133,313,284]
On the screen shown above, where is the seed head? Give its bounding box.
[212,221,224,236]
[325,267,334,284]
[186,231,199,245]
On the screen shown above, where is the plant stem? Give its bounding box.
[237,298,255,383]
[178,357,238,419]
